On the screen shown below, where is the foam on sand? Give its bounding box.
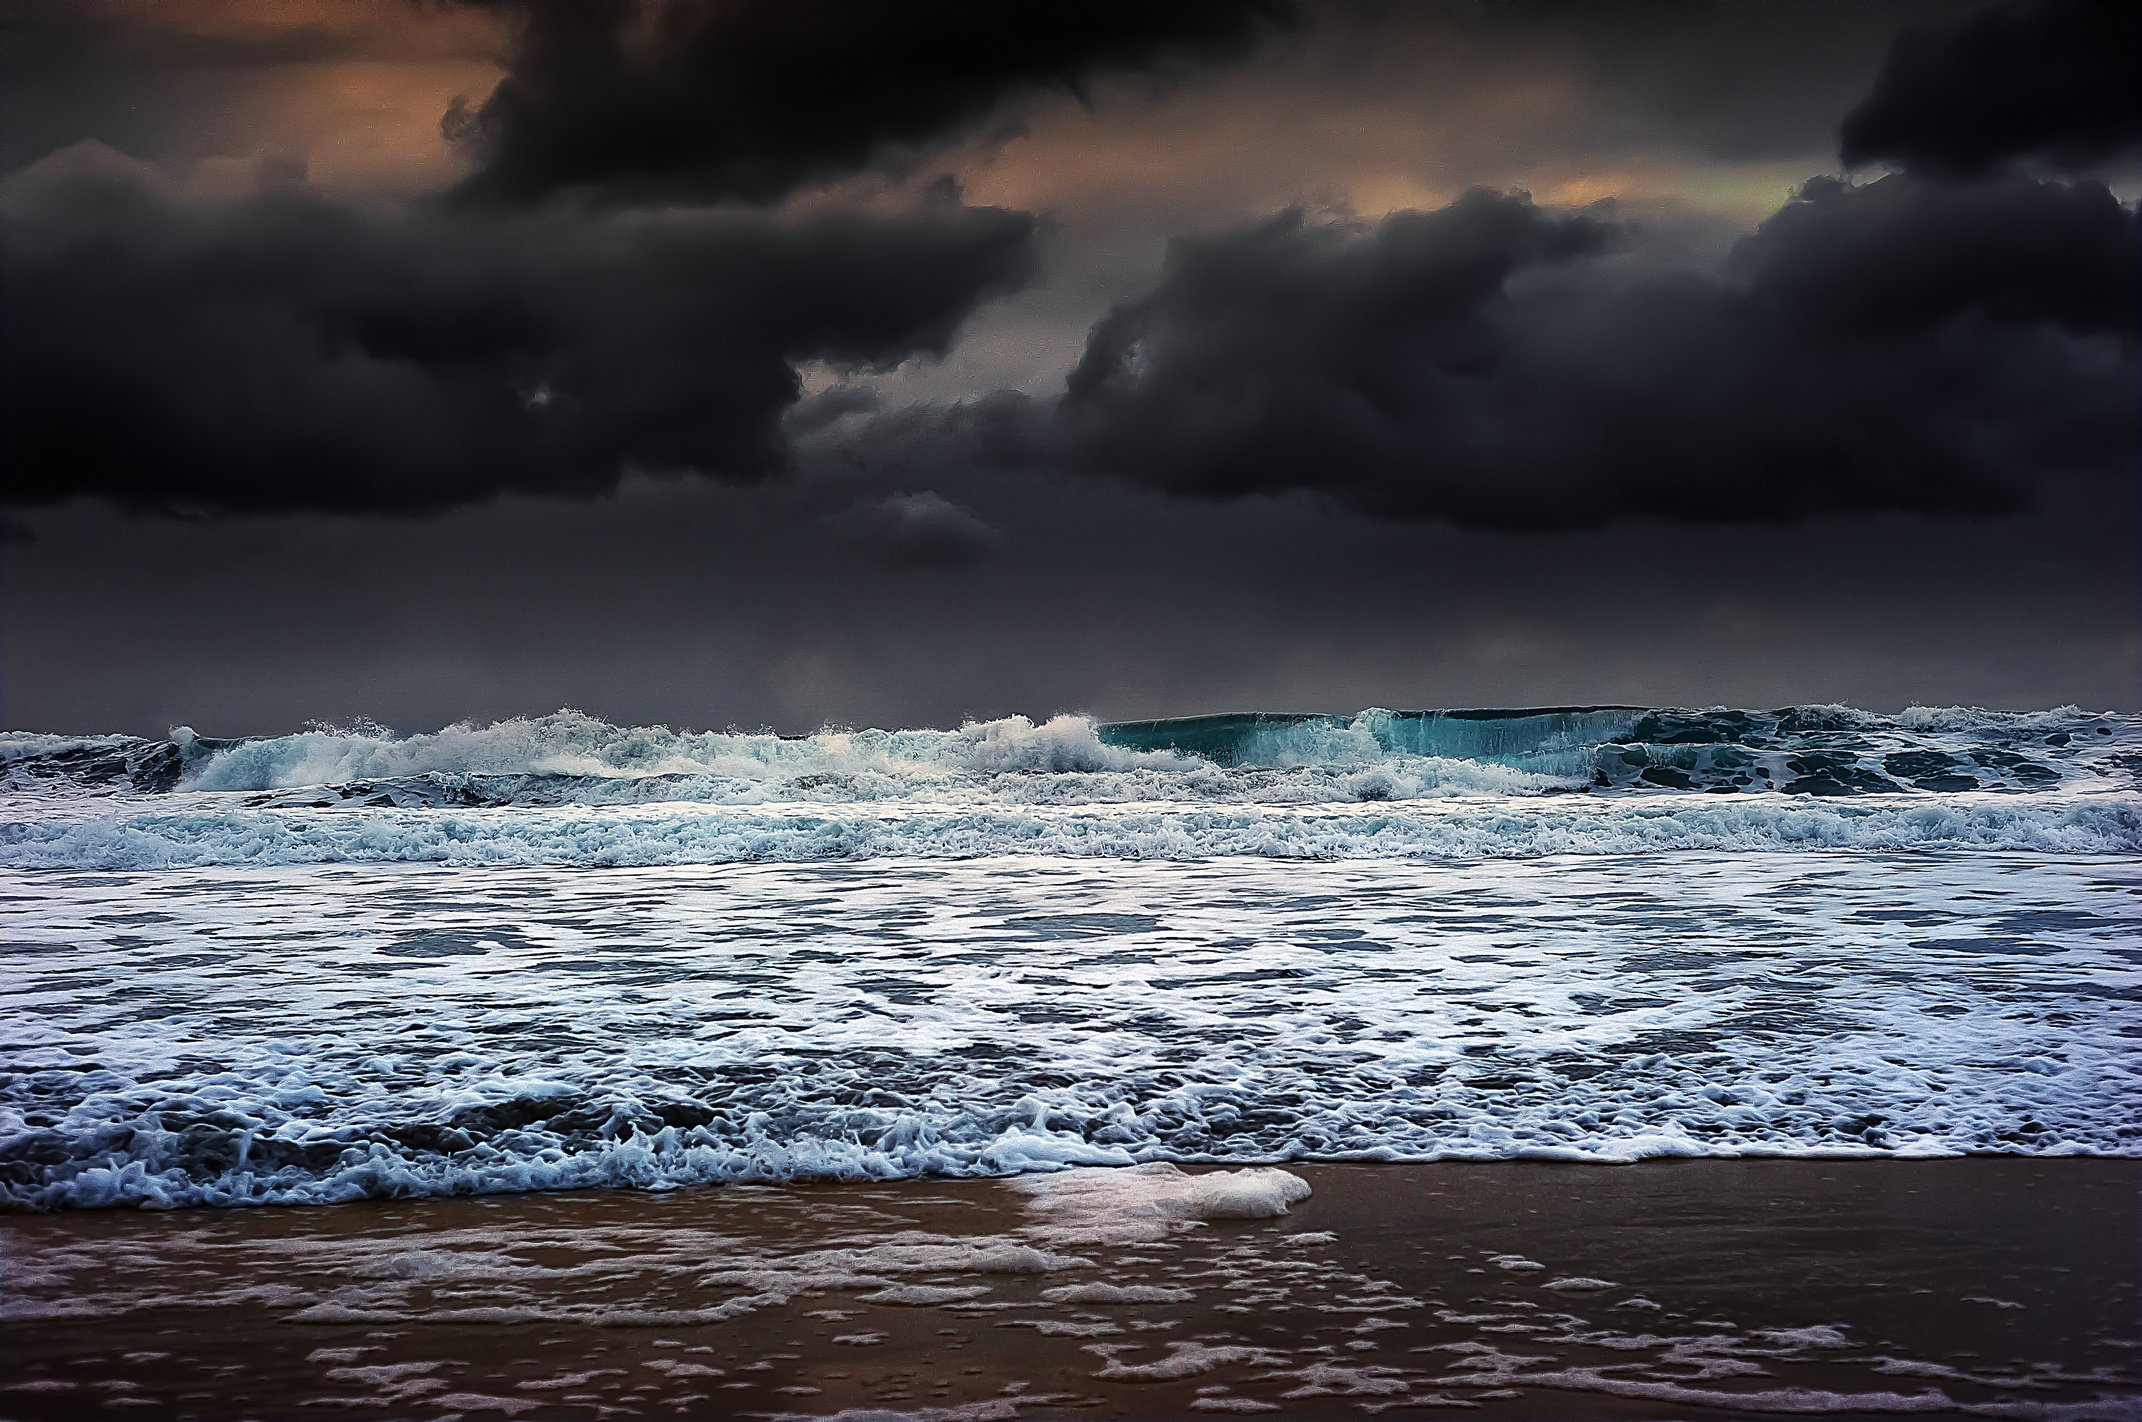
[1014,1165,1313,1245]
[1,1161,2135,1419]
[1089,1340,1282,1380]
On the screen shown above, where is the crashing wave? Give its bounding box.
[1,704,2131,810]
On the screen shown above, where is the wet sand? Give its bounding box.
[3,1160,2137,1420]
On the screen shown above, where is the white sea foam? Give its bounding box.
[1090,1340,1280,1381]
[1042,1282,1196,1305]
[1187,1398,1282,1413]
[2,792,2135,870]
[1015,1164,1312,1245]
[2,852,2134,1211]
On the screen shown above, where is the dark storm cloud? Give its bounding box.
[0,146,1035,513]
[1840,0,2142,177]
[444,0,1290,207]
[857,177,2134,529]
[910,0,2133,530]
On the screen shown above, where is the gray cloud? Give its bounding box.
[846,175,2133,529]
[1841,0,2142,177]
[0,146,1036,512]
[445,0,1291,207]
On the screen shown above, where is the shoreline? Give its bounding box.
[4,1158,2136,1419]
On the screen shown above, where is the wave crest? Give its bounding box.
[3,704,2132,822]
[173,710,1182,791]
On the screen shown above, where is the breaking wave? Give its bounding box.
[4,704,2133,803]
[2,704,2133,868]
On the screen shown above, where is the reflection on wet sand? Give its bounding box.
[5,1159,2136,1419]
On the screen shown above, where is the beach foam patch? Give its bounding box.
[1015,1164,1312,1245]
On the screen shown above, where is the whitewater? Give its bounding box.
[2,704,2137,1210]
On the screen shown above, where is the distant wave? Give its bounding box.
[2,704,2132,809]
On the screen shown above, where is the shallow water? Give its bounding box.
[3,853,2137,1210]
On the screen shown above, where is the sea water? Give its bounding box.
[2,704,2136,1213]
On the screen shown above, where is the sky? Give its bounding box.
[1,0,2136,736]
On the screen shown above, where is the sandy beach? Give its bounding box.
[4,1159,2136,1420]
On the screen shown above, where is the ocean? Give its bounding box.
[3,703,2136,1211]
[3,705,2140,1418]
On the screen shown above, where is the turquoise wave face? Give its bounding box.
[1097,705,2129,795]
[1098,707,1640,776]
